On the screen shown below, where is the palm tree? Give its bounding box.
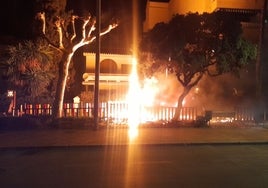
[2,40,55,103]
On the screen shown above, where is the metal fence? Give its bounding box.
[18,102,197,122]
[17,103,267,123]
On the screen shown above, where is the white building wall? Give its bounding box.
[143,1,169,32]
[143,0,264,31]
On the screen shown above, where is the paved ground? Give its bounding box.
[2,123,268,188]
[1,124,268,148]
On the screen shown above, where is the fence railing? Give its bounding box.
[234,107,254,121]
[17,102,197,122]
[16,103,267,123]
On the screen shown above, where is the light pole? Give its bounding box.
[94,0,101,130]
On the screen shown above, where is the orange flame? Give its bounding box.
[126,58,141,140]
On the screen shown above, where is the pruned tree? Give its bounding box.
[33,0,118,118]
[139,12,257,121]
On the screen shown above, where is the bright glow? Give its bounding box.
[211,117,234,123]
[105,60,199,127]
[107,101,128,125]
[126,58,141,140]
[182,99,186,106]
[194,87,199,94]
[126,58,168,138]
[128,127,139,141]
[7,90,14,97]
[140,77,159,106]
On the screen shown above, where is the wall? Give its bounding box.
[143,0,264,31]
[143,1,169,32]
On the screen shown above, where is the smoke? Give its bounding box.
[140,72,181,107]
[143,68,256,114]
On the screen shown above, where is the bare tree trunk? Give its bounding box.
[172,87,191,121]
[52,51,74,118]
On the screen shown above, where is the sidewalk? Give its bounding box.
[1,126,268,149]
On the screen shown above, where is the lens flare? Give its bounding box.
[126,58,141,140]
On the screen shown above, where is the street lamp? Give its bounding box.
[94,0,101,130]
[7,90,16,116]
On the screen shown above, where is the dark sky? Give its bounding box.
[0,0,35,39]
[0,0,146,41]
[66,0,147,53]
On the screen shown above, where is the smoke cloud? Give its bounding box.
[144,67,256,115]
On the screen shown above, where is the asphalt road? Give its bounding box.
[1,144,268,188]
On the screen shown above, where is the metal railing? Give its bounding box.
[17,103,267,123]
[18,102,197,122]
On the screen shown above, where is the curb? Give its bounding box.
[1,141,268,151]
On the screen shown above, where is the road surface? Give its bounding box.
[1,144,268,188]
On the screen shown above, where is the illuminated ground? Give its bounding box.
[1,142,268,188]
[0,125,268,147]
[1,126,268,187]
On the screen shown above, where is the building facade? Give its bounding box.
[143,0,264,32]
[82,53,134,101]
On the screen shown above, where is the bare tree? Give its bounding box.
[35,11,117,118]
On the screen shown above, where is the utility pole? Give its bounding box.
[94,0,101,130]
[255,0,267,122]
[256,0,267,102]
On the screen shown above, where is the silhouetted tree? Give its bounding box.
[140,12,257,120]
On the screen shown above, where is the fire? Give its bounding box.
[140,77,159,107]
[126,58,141,140]
[106,58,197,128]
[126,58,173,140]
[106,57,197,136]
[126,58,165,140]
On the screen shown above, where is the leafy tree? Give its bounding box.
[33,0,117,118]
[139,12,257,120]
[0,40,55,104]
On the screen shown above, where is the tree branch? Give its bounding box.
[54,17,64,49]
[100,23,118,36]
[70,15,78,42]
[206,69,222,77]
[35,12,46,34]
[188,73,203,87]
[82,16,90,40]
[39,35,62,52]
[87,23,118,44]
[87,18,96,38]
[177,73,186,86]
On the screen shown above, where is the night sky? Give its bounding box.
[0,1,35,39]
[0,0,146,44]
